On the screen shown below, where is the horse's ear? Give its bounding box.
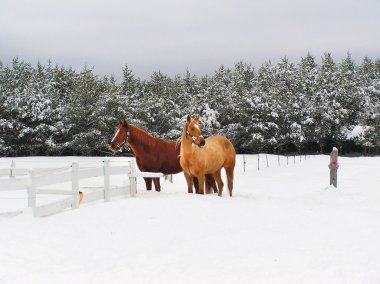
[195,115,200,122]
[186,115,191,123]
[124,119,128,126]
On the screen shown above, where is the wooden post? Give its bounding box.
[71,162,80,209]
[329,147,339,188]
[165,174,173,183]
[286,154,288,165]
[278,155,280,167]
[266,154,269,167]
[27,170,36,210]
[104,159,110,202]
[129,159,137,197]
[10,160,15,178]
[130,177,137,197]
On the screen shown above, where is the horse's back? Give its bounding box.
[205,136,236,167]
[206,136,235,152]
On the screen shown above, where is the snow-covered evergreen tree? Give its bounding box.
[272,57,301,151]
[356,58,380,153]
[314,53,341,153]
[296,53,319,150]
[64,67,104,155]
[1,59,56,155]
[244,61,279,152]
[335,53,360,152]
[219,62,255,148]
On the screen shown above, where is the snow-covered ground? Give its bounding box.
[1,154,380,284]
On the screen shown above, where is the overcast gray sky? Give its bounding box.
[1,0,379,79]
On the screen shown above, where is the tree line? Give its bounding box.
[0,53,379,157]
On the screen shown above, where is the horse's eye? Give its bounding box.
[191,127,195,131]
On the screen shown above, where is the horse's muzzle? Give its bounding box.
[108,142,119,153]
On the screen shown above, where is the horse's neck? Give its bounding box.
[128,125,152,155]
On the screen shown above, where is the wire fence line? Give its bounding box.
[240,153,317,172]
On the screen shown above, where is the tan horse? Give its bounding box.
[179,115,236,196]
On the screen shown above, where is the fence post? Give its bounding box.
[329,147,339,188]
[278,155,280,167]
[27,170,36,214]
[104,159,111,202]
[243,155,246,172]
[257,153,260,171]
[266,154,269,167]
[165,174,173,183]
[129,159,137,197]
[10,160,15,178]
[72,162,79,209]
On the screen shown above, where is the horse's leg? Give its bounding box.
[213,170,224,197]
[153,178,161,192]
[184,172,194,194]
[213,182,218,193]
[196,175,205,195]
[144,177,153,191]
[204,174,211,194]
[205,174,217,194]
[225,167,234,197]
[193,177,199,194]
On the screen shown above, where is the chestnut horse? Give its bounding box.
[109,119,216,192]
[180,115,236,196]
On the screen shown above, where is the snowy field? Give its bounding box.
[1,154,380,284]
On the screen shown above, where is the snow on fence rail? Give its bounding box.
[1,159,164,217]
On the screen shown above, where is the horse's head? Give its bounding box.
[186,115,206,147]
[109,119,130,152]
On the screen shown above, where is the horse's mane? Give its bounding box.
[178,123,188,158]
[129,124,169,148]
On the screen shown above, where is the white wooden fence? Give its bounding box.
[1,158,164,217]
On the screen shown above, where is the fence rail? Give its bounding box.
[0,158,165,217]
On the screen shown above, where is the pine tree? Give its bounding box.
[334,53,359,152]
[65,67,104,155]
[356,57,380,153]
[273,57,300,152]
[244,61,279,152]
[217,62,255,149]
[296,53,319,151]
[314,53,340,153]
